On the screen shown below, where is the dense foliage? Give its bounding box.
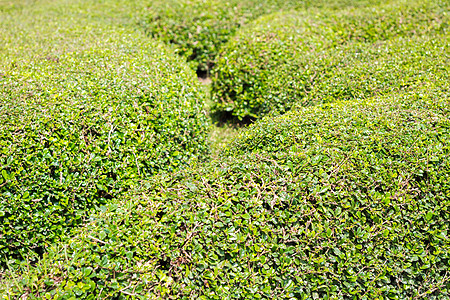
[3,85,449,299]
[212,0,448,120]
[299,36,448,106]
[143,0,291,73]
[143,0,385,73]
[0,0,209,265]
[1,0,449,298]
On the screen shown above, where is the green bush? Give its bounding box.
[144,0,289,73]
[143,0,385,73]
[277,35,448,108]
[0,0,209,266]
[4,85,449,299]
[212,0,448,120]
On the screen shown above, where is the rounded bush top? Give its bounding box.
[144,0,388,73]
[0,0,209,264]
[211,0,448,120]
[9,86,450,298]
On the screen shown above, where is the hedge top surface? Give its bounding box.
[143,0,387,72]
[144,0,296,72]
[0,0,209,265]
[3,85,449,299]
[211,0,448,120]
[286,34,448,108]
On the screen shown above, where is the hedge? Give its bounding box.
[143,0,385,73]
[271,34,448,110]
[3,85,449,299]
[211,0,448,120]
[0,0,209,266]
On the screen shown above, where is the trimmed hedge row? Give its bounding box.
[4,85,449,299]
[298,36,448,106]
[0,0,209,265]
[144,0,292,73]
[212,0,448,120]
[143,0,385,73]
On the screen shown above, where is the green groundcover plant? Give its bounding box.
[3,84,449,299]
[0,0,209,265]
[143,0,385,73]
[211,0,448,120]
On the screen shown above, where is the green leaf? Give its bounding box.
[2,170,8,181]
